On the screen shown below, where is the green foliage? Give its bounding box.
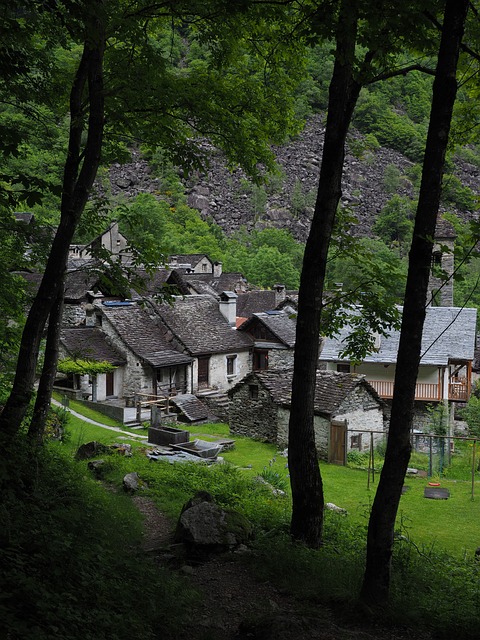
[231,227,304,288]
[373,195,415,251]
[290,178,316,216]
[324,233,406,362]
[0,438,196,640]
[455,145,480,169]
[57,359,116,376]
[346,449,371,468]
[259,463,289,492]
[425,403,449,436]
[383,163,403,194]
[353,90,427,161]
[44,405,70,441]
[441,173,478,211]
[347,133,380,160]
[460,391,480,437]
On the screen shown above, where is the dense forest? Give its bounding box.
[1,1,480,639]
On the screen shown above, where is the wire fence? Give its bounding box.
[345,428,480,499]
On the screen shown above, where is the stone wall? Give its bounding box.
[194,350,251,393]
[62,303,87,327]
[268,349,294,369]
[229,381,279,442]
[337,386,386,451]
[277,409,329,459]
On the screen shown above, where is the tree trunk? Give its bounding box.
[28,280,65,443]
[288,0,361,546]
[360,0,469,606]
[0,23,105,438]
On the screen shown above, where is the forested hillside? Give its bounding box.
[18,37,480,301]
[3,17,480,301]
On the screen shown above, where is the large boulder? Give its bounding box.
[75,441,110,460]
[175,491,253,557]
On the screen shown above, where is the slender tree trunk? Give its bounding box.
[0,24,105,438]
[288,0,361,546]
[360,0,469,606]
[28,280,65,443]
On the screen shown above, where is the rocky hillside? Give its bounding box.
[107,113,480,243]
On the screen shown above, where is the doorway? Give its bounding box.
[329,419,347,465]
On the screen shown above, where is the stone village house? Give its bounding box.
[237,310,296,370]
[228,369,386,464]
[319,305,478,431]
[146,294,252,393]
[59,326,126,401]
[59,292,253,404]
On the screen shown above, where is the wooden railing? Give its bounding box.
[448,383,468,402]
[370,379,468,402]
[369,380,440,401]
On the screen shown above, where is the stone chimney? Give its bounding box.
[427,219,456,307]
[273,284,286,307]
[213,261,223,277]
[219,291,237,327]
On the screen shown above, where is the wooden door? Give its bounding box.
[329,420,346,465]
[197,356,210,389]
[106,371,114,397]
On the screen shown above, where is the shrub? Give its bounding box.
[0,438,196,640]
[259,467,289,492]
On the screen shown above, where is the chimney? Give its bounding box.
[273,284,286,307]
[213,261,223,277]
[219,291,237,327]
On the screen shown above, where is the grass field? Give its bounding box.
[61,408,480,558]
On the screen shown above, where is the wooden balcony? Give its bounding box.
[448,383,468,402]
[369,380,468,402]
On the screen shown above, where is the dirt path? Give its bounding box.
[132,497,433,640]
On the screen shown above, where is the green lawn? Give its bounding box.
[62,408,480,558]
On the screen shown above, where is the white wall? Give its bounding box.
[193,351,251,392]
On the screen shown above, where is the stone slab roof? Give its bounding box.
[180,276,220,298]
[169,254,211,269]
[64,270,101,301]
[236,290,277,318]
[238,311,296,348]
[127,268,191,299]
[178,272,248,297]
[150,295,253,356]
[320,306,477,366]
[60,327,126,366]
[229,369,381,417]
[100,302,192,368]
[169,394,209,422]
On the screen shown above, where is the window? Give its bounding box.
[226,355,237,376]
[350,434,362,450]
[431,251,442,268]
[249,384,259,400]
[253,349,268,370]
[337,363,350,373]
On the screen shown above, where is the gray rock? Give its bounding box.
[325,502,348,515]
[123,472,145,493]
[87,459,105,477]
[75,441,110,460]
[175,491,253,556]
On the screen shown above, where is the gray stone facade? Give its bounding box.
[228,370,386,461]
[228,379,279,443]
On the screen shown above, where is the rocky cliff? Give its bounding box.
[107,113,480,242]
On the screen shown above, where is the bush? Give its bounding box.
[0,438,196,640]
[347,450,371,467]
